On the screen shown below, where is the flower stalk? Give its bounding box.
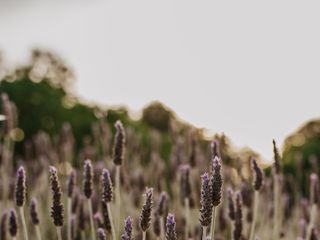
[249,158,263,240]
[210,153,223,240]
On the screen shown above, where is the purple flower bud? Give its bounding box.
[15,166,26,207]
[211,156,223,206]
[30,198,40,225]
[272,139,281,174]
[121,216,133,240]
[251,158,263,191]
[8,209,17,237]
[83,160,93,199]
[101,168,113,203]
[166,214,177,240]
[113,120,125,166]
[199,173,213,227]
[49,166,64,227]
[97,228,106,240]
[139,188,153,232]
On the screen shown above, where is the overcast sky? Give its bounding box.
[0,0,319,161]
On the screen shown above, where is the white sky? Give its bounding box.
[0,0,319,161]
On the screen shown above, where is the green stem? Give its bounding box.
[160,216,165,240]
[273,174,280,240]
[107,202,116,240]
[57,227,62,240]
[88,199,96,240]
[67,198,72,240]
[210,206,217,240]
[184,198,190,240]
[35,225,42,240]
[249,191,259,240]
[115,165,121,237]
[19,207,29,240]
[202,226,207,240]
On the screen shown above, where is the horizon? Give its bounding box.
[1,1,320,161]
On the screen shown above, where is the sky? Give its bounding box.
[0,0,319,161]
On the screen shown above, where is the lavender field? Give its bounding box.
[1,1,320,239]
[0,87,318,240]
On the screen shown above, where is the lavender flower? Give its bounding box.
[30,198,40,225]
[121,216,133,240]
[15,166,26,207]
[211,156,223,206]
[101,168,113,203]
[156,191,167,217]
[139,187,153,232]
[166,214,177,240]
[113,120,125,166]
[97,228,107,240]
[199,173,213,227]
[83,160,93,199]
[9,209,18,237]
[67,170,76,198]
[272,139,281,174]
[1,211,7,240]
[251,158,263,191]
[49,166,64,227]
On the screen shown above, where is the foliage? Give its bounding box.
[282,120,320,195]
[142,101,172,132]
[0,74,97,152]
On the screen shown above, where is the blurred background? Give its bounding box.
[0,0,320,169]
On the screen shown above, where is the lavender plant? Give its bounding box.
[121,216,133,240]
[0,107,318,240]
[49,166,64,240]
[101,168,116,240]
[113,120,125,237]
[83,160,96,240]
[179,164,191,239]
[30,198,42,240]
[9,209,18,240]
[249,158,263,240]
[199,173,212,240]
[139,187,153,240]
[210,154,223,240]
[15,166,29,240]
[67,170,76,240]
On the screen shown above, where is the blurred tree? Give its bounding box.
[0,75,98,152]
[0,49,98,154]
[142,101,172,132]
[282,119,320,195]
